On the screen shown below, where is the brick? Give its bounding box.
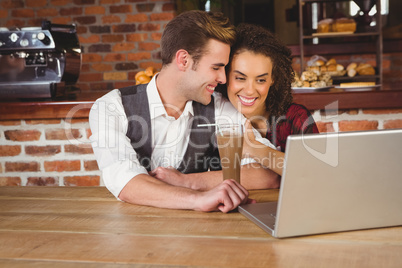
[162,3,175,11]
[1,0,24,9]
[137,3,155,12]
[45,129,82,140]
[103,72,128,81]
[60,7,83,16]
[65,144,94,154]
[5,130,41,141]
[88,44,111,52]
[91,63,113,72]
[89,25,111,34]
[150,13,175,21]
[383,119,402,129]
[44,160,81,172]
[139,61,162,70]
[25,119,61,125]
[338,120,378,132]
[139,42,160,51]
[315,122,334,133]
[79,35,101,44]
[104,53,126,62]
[26,0,47,7]
[74,16,96,25]
[115,81,135,89]
[110,5,132,14]
[137,23,160,32]
[113,24,136,33]
[0,145,21,157]
[100,0,120,3]
[151,32,162,41]
[0,10,7,19]
[102,15,121,24]
[126,33,148,42]
[82,53,102,62]
[6,162,40,172]
[64,175,100,186]
[80,73,104,82]
[0,120,21,126]
[85,6,105,15]
[127,52,151,61]
[362,108,402,115]
[112,43,136,52]
[11,9,35,18]
[115,62,138,71]
[52,17,73,25]
[0,177,21,186]
[74,0,95,4]
[68,118,89,124]
[27,177,59,186]
[37,8,58,17]
[125,14,148,23]
[102,34,124,43]
[84,160,99,171]
[5,19,25,28]
[50,0,70,6]
[25,145,61,156]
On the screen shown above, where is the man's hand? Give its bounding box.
[194,179,256,213]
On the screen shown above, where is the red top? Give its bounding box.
[266,103,319,152]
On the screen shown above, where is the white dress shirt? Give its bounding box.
[89,75,275,198]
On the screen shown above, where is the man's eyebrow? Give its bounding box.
[213,63,226,67]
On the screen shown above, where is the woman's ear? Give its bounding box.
[175,49,189,71]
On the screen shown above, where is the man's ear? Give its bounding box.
[175,49,190,71]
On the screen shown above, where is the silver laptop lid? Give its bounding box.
[274,129,402,238]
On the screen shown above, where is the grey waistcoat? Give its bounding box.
[120,84,221,173]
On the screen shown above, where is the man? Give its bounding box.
[89,11,279,213]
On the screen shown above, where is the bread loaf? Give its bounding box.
[332,18,356,33]
[317,19,333,33]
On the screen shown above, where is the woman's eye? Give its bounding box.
[235,76,245,81]
[257,79,267,83]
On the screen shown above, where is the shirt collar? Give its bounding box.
[147,74,194,119]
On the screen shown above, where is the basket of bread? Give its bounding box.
[135,66,157,85]
[292,55,376,89]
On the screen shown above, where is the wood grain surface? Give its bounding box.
[0,187,401,267]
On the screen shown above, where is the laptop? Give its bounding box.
[239,129,402,238]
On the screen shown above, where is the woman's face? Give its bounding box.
[227,50,273,119]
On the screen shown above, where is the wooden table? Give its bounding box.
[1,187,401,267]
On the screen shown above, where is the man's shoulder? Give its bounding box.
[120,84,148,96]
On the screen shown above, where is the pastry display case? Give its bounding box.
[297,0,383,88]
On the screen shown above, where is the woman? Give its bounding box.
[218,23,319,176]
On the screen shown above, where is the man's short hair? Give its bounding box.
[161,10,235,66]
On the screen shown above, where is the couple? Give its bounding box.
[89,10,318,213]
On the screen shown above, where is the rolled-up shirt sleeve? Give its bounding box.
[89,89,148,198]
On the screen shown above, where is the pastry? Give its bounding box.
[332,18,356,33]
[317,19,333,33]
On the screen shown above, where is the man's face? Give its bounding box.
[181,39,230,105]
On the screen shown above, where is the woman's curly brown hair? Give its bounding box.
[218,23,294,118]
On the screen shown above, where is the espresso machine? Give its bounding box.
[0,21,81,99]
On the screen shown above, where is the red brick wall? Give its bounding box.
[0,118,100,186]
[0,0,175,92]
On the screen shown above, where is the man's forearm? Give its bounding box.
[118,174,198,210]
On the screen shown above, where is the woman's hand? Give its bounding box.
[149,167,190,188]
